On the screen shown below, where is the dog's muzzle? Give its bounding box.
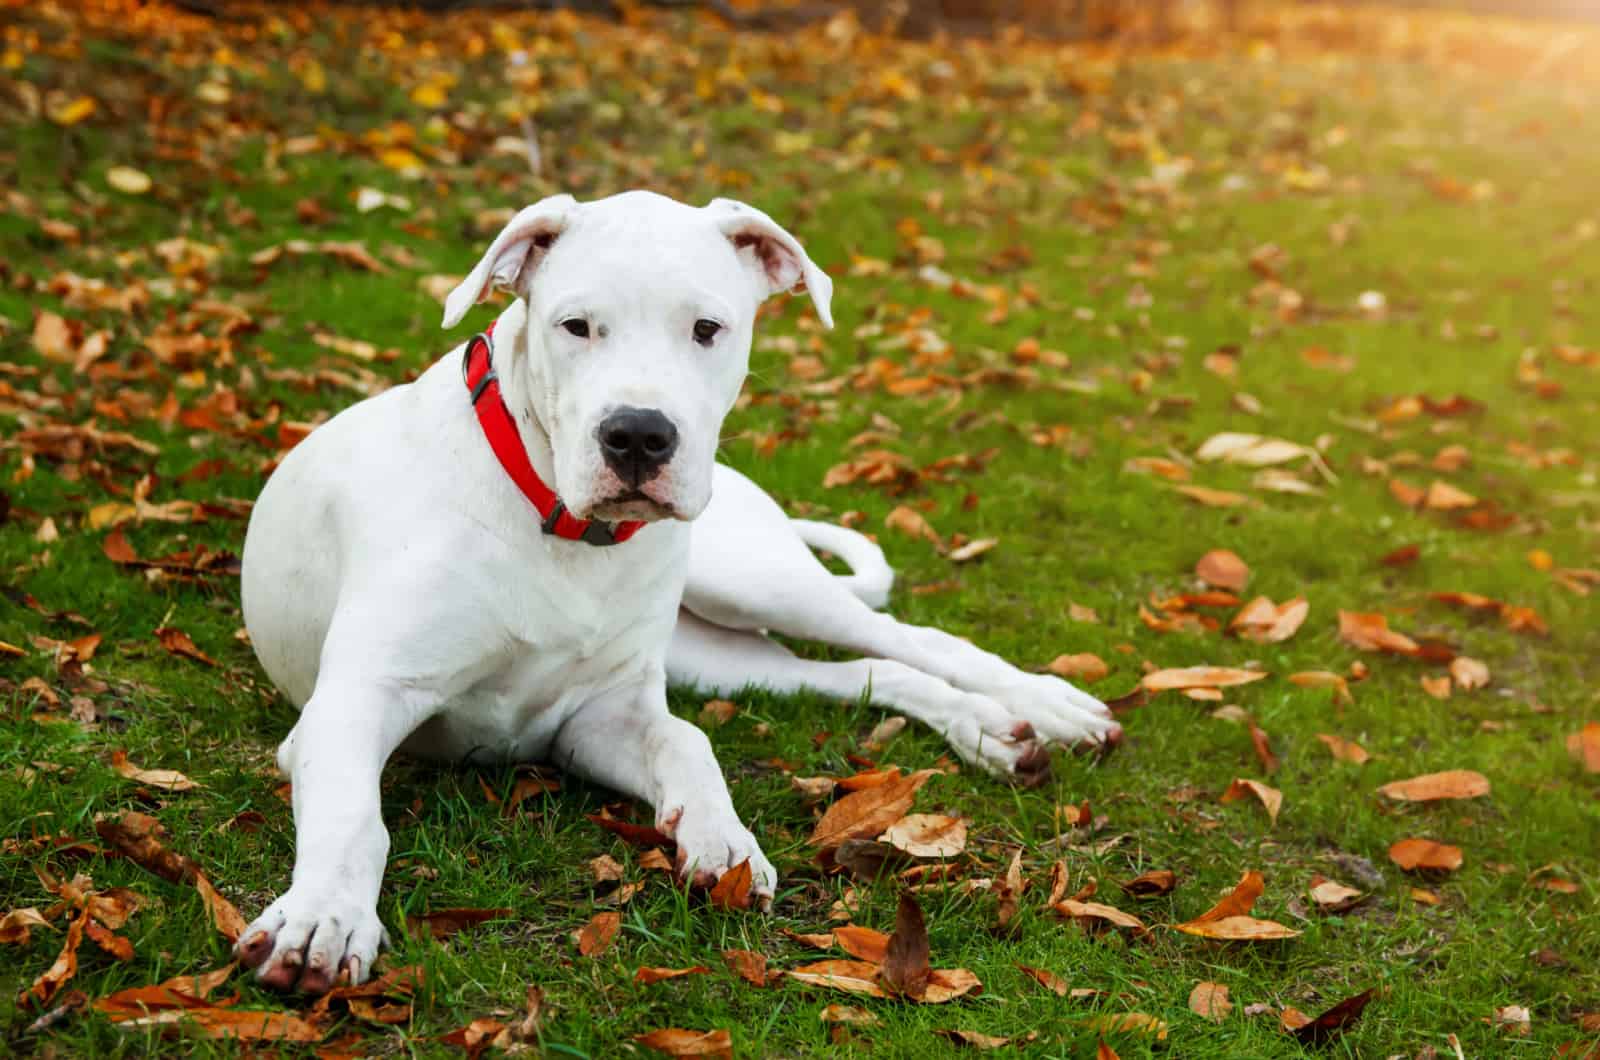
[598,407,679,487]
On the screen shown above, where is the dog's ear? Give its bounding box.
[705,198,834,329]
[442,194,579,330]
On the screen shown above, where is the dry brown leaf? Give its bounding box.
[1338,611,1419,655]
[407,907,512,941]
[882,893,932,999]
[935,1029,1018,1049]
[1177,914,1300,940]
[707,859,753,911]
[1492,1004,1531,1036]
[109,750,199,792]
[721,949,767,988]
[1230,596,1310,643]
[1449,656,1490,690]
[1315,733,1370,765]
[155,627,218,667]
[1,907,52,947]
[1196,549,1250,591]
[817,1004,879,1025]
[1289,988,1378,1044]
[1424,480,1478,510]
[576,911,621,957]
[1106,869,1171,902]
[1097,1041,1122,1060]
[1389,838,1464,872]
[784,959,887,998]
[95,811,198,884]
[1290,671,1353,705]
[886,505,941,547]
[19,912,84,1008]
[1181,870,1264,924]
[1048,653,1109,683]
[880,814,967,858]
[1569,723,1600,773]
[1190,981,1232,1022]
[1142,667,1269,692]
[698,699,738,727]
[94,964,237,1020]
[1175,485,1251,508]
[1220,779,1283,826]
[809,770,936,850]
[116,1007,323,1041]
[633,1028,733,1058]
[1308,877,1364,912]
[1421,674,1453,699]
[1377,770,1490,802]
[193,872,247,944]
[1017,964,1069,996]
[1054,899,1147,933]
[634,965,710,986]
[948,537,998,563]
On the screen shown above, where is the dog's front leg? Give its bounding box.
[236,679,430,992]
[554,679,775,905]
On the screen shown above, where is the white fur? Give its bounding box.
[236,191,1116,994]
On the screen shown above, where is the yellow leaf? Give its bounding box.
[49,95,98,126]
[106,166,152,195]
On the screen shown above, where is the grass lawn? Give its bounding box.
[2,1,1598,1056]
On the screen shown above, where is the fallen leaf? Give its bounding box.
[0,907,52,946]
[106,166,153,195]
[587,810,674,849]
[1315,733,1370,764]
[95,811,197,884]
[1084,1012,1169,1040]
[1220,779,1282,826]
[1175,485,1251,507]
[948,538,998,563]
[1338,611,1419,655]
[1424,480,1478,510]
[1307,877,1364,913]
[1289,988,1377,1043]
[1196,549,1250,591]
[1176,914,1300,940]
[1421,674,1453,699]
[576,911,621,957]
[154,628,218,667]
[1492,1004,1531,1036]
[193,873,246,943]
[116,1007,323,1041]
[699,699,738,726]
[1377,770,1490,802]
[817,1004,879,1025]
[935,1029,1017,1049]
[1054,899,1147,933]
[634,965,710,985]
[1196,433,1312,466]
[783,959,887,998]
[94,964,236,1020]
[1568,724,1600,773]
[1230,596,1309,643]
[707,859,753,910]
[406,907,513,941]
[1449,656,1490,690]
[809,770,936,850]
[880,814,967,858]
[1017,965,1069,996]
[1290,671,1353,705]
[886,505,941,547]
[1190,981,1232,1022]
[1389,838,1464,872]
[1119,869,1178,898]
[1142,667,1269,692]
[633,1028,733,1058]
[1048,653,1109,682]
[109,750,199,792]
[882,893,932,999]
[1249,721,1279,774]
[19,912,84,1008]
[721,949,767,988]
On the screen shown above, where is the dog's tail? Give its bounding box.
[790,519,895,610]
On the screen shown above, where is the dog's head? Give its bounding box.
[443,191,832,524]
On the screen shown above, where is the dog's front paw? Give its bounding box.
[658,805,777,908]
[236,886,389,993]
[1003,675,1123,751]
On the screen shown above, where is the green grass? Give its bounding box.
[2,3,1598,1057]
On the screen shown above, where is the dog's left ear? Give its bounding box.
[706,198,834,329]
[442,194,579,329]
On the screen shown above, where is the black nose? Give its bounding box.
[597,406,679,486]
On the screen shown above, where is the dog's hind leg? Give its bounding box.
[684,466,1120,750]
[668,611,1050,780]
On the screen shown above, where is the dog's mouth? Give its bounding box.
[587,488,678,523]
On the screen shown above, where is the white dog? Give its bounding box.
[236,191,1119,993]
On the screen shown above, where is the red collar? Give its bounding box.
[462,319,644,547]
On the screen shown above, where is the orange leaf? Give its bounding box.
[633,965,710,985]
[832,925,890,965]
[1181,869,1264,925]
[1290,671,1353,705]
[1220,779,1282,826]
[783,959,887,998]
[109,750,199,792]
[1230,596,1309,643]
[1017,964,1069,996]
[1048,653,1109,682]
[1054,899,1147,933]
[1189,981,1232,1022]
[406,907,512,941]
[707,859,753,911]
[576,911,621,957]
[1175,485,1251,507]
[1196,550,1250,591]
[1174,914,1300,940]
[1568,723,1600,774]
[880,814,967,858]
[809,769,936,850]
[1315,733,1370,765]
[155,627,218,667]
[194,872,247,944]
[632,1028,733,1059]
[721,949,767,988]
[1377,770,1490,802]
[1141,667,1269,692]
[1337,610,1419,655]
[1388,838,1463,872]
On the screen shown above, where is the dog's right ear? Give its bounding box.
[442,194,579,329]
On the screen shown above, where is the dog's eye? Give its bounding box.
[560,319,590,339]
[692,319,721,346]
